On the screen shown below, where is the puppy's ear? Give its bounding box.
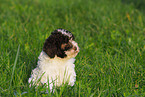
[43,36,57,58]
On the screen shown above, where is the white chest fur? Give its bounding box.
[28,51,76,90]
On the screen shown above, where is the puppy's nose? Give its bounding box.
[73,46,77,51]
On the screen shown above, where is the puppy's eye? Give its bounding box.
[61,43,72,51]
[65,43,72,50]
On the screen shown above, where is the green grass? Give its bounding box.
[0,0,145,96]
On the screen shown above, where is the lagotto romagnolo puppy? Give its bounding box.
[28,28,79,91]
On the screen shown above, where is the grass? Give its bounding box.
[0,0,145,96]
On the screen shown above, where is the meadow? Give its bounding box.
[0,0,145,96]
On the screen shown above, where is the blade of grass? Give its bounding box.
[9,45,20,91]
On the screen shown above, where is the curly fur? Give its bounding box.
[28,29,79,91]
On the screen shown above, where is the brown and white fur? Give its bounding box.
[28,29,79,91]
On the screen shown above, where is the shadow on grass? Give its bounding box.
[122,0,145,13]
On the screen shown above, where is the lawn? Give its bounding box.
[0,0,145,96]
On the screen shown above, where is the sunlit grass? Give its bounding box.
[0,0,145,96]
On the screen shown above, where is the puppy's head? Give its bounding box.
[43,29,79,59]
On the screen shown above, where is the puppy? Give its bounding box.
[28,29,79,91]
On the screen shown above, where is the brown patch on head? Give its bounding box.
[61,43,67,50]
